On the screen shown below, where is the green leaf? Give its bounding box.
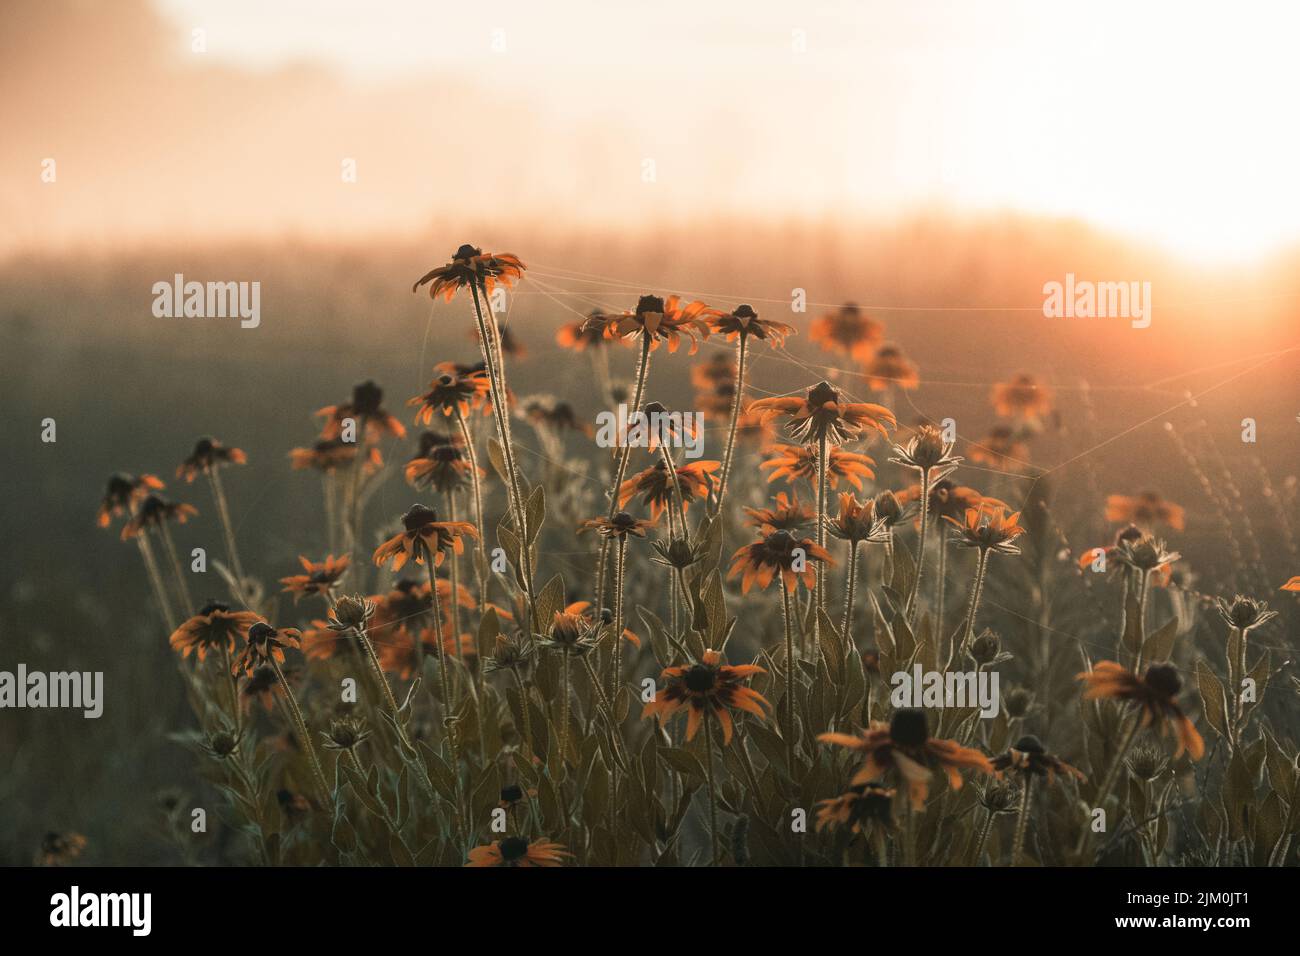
[1141,617,1178,663]
[525,485,546,544]
[1196,658,1230,741]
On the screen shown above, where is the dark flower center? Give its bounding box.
[733,304,757,319]
[454,243,481,260]
[890,708,929,747]
[402,503,438,531]
[352,381,384,416]
[611,512,637,531]
[1143,663,1182,698]
[498,836,529,861]
[247,622,276,645]
[635,294,665,316]
[199,600,231,616]
[683,664,717,694]
[1012,734,1044,754]
[808,381,839,408]
[500,784,524,803]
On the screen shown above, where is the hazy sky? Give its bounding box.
[5,0,1299,261]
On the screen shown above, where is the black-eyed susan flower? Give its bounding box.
[809,302,883,362]
[556,310,615,351]
[170,601,261,661]
[814,783,895,834]
[709,303,796,347]
[818,708,993,808]
[743,491,814,533]
[727,529,832,594]
[96,472,163,528]
[317,381,407,442]
[240,665,287,714]
[372,504,478,572]
[119,494,197,541]
[862,343,919,392]
[751,381,895,446]
[899,478,1006,526]
[38,831,87,866]
[617,459,719,519]
[968,425,1030,472]
[760,442,876,490]
[1105,491,1185,532]
[232,621,302,677]
[578,511,655,540]
[582,293,718,354]
[465,836,568,867]
[404,442,479,494]
[408,363,491,423]
[1077,662,1205,760]
[990,735,1085,785]
[828,493,891,545]
[890,423,962,477]
[413,244,526,302]
[289,439,382,474]
[641,649,769,743]
[279,554,350,602]
[990,372,1053,422]
[945,505,1026,555]
[176,436,246,482]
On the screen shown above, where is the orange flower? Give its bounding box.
[899,478,1006,525]
[176,436,246,482]
[989,735,1085,785]
[119,494,197,541]
[1077,662,1204,760]
[968,425,1030,472]
[96,472,163,528]
[818,709,993,808]
[169,602,261,661]
[582,294,719,354]
[828,492,890,544]
[617,460,719,518]
[578,512,656,539]
[1282,576,1300,592]
[316,381,406,442]
[404,441,480,494]
[809,302,883,362]
[990,373,1053,422]
[556,310,617,351]
[465,837,568,867]
[728,529,833,594]
[709,303,795,346]
[372,504,478,572]
[231,621,302,677]
[289,440,382,474]
[412,244,526,302]
[862,343,919,391]
[750,381,895,445]
[743,491,814,532]
[815,784,895,834]
[641,648,769,743]
[1105,491,1185,532]
[760,442,876,490]
[279,554,350,602]
[239,665,287,713]
[408,363,491,424]
[944,505,1025,555]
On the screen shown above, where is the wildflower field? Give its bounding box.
[3,2,1299,881]
[4,231,1295,871]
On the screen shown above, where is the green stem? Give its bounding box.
[713,333,748,514]
[704,707,721,865]
[207,466,247,602]
[841,541,860,641]
[906,467,932,627]
[610,536,628,703]
[469,282,537,633]
[454,408,490,606]
[158,523,195,617]
[269,655,331,810]
[1010,774,1034,866]
[781,585,797,772]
